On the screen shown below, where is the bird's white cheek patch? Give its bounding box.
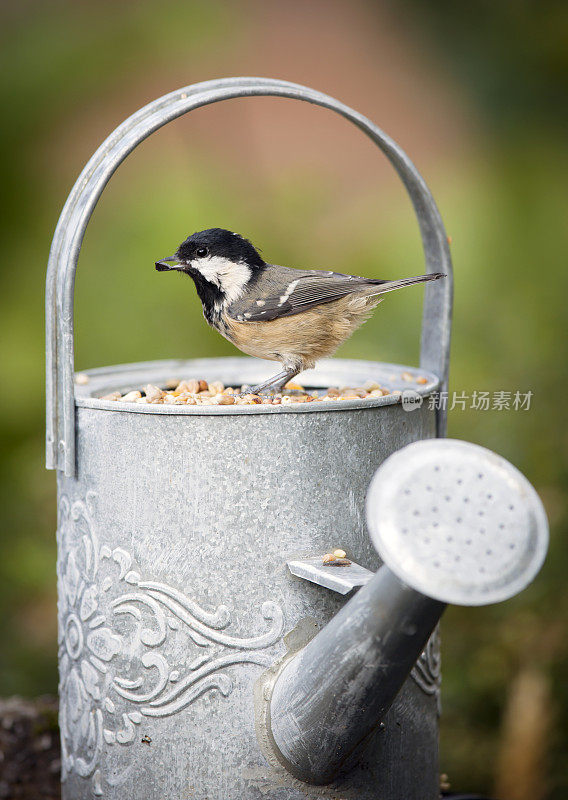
[194,259,221,287]
[221,262,252,304]
[195,256,251,303]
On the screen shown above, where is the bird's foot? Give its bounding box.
[240,369,299,397]
[239,384,281,397]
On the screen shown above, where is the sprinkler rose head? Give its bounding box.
[366,438,549,606]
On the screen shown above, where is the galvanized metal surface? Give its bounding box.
[268,440,548,786]
[366,439,550,605]
[46,76,453,476]
[57,373,439,800]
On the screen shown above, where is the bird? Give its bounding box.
[156,228,445,394]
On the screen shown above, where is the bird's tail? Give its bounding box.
[365,272,446,297]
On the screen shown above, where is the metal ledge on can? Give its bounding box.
[287,557,374,595]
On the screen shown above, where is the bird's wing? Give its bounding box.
[227,265,389,322]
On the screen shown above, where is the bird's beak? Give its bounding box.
[155,256,185,272]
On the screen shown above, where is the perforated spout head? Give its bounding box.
[366,439,549,606]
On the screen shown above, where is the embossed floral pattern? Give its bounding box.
[411,626,442,712]
[57,495,122,792]
[57,493,285,796]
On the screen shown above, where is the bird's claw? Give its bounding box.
[239,384,279,397]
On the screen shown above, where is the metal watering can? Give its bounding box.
[46,78,547,799]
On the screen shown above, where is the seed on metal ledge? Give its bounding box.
[101,391,121,401]
[119,391,142,402]
[197,380,209,392]
[144,384,165,402]
[322,553,352,566]
[215,394,236,405]
[184,379,200,394]
[75,372,90,385]
[333,549,347,558]
[416,376,428,385]
[209,381,225,395]
[401,372,414,382]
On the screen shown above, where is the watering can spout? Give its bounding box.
[268,566,445,784]
[265,439,549,786]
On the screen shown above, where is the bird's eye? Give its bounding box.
[195,246,208,257]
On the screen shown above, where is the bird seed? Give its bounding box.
[94,377,412,406]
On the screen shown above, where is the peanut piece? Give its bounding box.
[209,381,225,395]
[119,391,142,402]
[144,384,165,402]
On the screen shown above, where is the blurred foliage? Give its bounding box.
[399,0,568,132]
[0,1,567,797]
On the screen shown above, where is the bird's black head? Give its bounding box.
[175,228,265,269]
[155,229,265,322]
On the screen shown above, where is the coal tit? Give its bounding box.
[156,228,445,393]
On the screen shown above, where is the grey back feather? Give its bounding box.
[227,264,388,322]
[227,264,443,323]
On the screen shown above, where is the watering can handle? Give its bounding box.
[46,77,453,476]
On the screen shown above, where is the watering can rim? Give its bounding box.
[72,355,440,416]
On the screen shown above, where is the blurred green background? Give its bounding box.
[0,1,566,797]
